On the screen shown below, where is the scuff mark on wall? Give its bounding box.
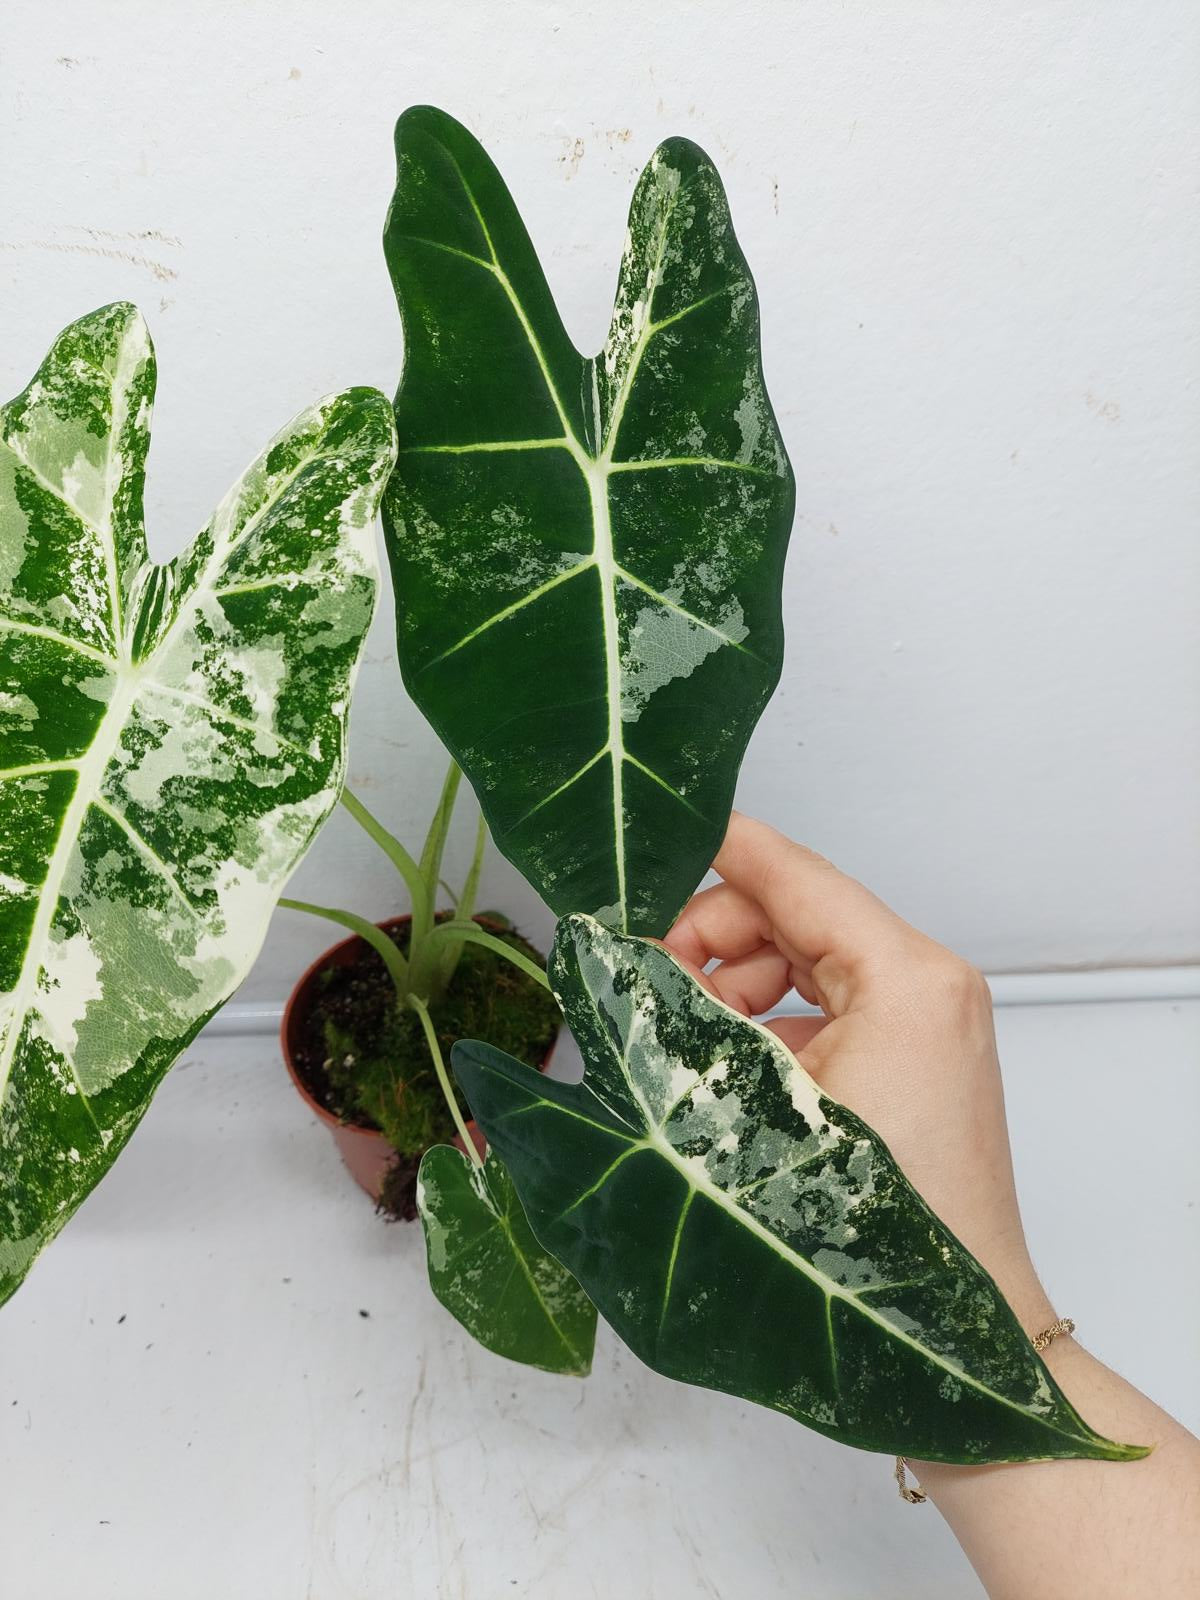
[559,135,586,179]
[0,238,179,282]
[64,224,183,249]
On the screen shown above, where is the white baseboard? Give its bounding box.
[204,965,1200,1036]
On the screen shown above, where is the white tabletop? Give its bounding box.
[2,998,1196,1599]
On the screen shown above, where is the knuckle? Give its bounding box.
[933,950,992,1013]
[899,934,990,1003]
[793,841,835,872]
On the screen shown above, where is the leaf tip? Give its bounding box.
[393,103,472,152]
[336,384,399,457]
[449,1035,485,1073]
[549,910,602,981]
[81,298,153,348]
[647,133,717,179]
[26,302,156,406]
[1102,1438,1155,1463]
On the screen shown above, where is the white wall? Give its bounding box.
[3,1,1197,998]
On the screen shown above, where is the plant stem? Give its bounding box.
[408,994,484,1171]
[427,920,552,991]
[438,809,489,992]
[458,810,488,924]
[413,760,462,948]
[339,789,429,926]
[279,898,409,1001]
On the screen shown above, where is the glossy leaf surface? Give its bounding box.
[453,915,1145,1464]
[383,106,793,937]
[418,1143,596,1375]
[0,304,396,1304]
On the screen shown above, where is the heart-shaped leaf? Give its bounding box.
[418,1143,596,1375]
[452,915,1146,1464]
[0,303,396,1305]
[383,106,793,937]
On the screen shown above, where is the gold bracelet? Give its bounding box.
[895,1316,1076,1503]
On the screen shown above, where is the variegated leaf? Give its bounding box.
[383,106,793,938]
[418,1144,596,1375]
[453,915,1146,1464]
[0,303,396,1304]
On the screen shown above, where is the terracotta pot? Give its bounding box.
[281,913,555,1202]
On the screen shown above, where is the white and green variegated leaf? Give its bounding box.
[0,303,396,1305]
[418,1144,596,1376]
[383,107,793,938]
[453,915,1147,1465]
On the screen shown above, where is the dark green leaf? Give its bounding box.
[452,914,1147,1464]
[383,106,793,937]
[418,1143,596,1375]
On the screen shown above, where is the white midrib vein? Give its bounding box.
[0,397,345,1103]
[0,354,138,1102]
[433,152,689,933]
[587,449,628,925]
[98,313,147,651]
[0,669,137,1110]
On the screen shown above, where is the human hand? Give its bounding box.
[665,811,1055,1332]
[666,814,1200,1598]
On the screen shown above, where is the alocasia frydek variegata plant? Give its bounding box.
[0,302,396,1305]
[381,110,1143,1464]
[0,115,1141,1468]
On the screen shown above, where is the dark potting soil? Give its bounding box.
[291,914,560,1221]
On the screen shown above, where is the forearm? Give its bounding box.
[910,1335,1200,1599]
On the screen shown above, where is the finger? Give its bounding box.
[704,944,794,1017]
[766,1015,829,1058]
[667,878,824,1007]
[714,813,919,1001]
[654,941,724,1003]
[664,881,770,968]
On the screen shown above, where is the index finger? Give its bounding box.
[665,880,770,968]
[713,812,917,976]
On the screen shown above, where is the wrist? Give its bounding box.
[965,1237,1057,1338]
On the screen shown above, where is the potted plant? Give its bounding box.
[0,111,1146,1465]
[277,762,560,1219]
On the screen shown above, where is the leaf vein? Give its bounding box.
[92,796,202,920]
[615,565,764,661]
[657,1189,695,1341]
[0,615,117,666]
[503,745,609,834]
[608,456,773,477]
[426,560,593,667]
[622,753,710,822]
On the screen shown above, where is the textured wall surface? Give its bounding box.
[3,1,1197,995]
